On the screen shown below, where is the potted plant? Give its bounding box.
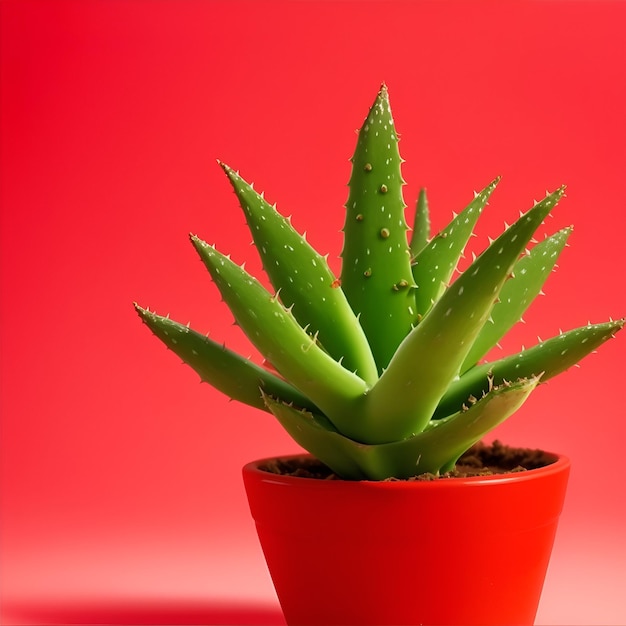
[135,84,622,625]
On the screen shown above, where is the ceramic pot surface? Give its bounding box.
[243,452,570,626]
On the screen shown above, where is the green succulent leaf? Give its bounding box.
[190,236,369,433]
[372,376,540,477]
[361,188,565,443]
[435,318,624,418]
[135,86,623,481]
[340,84,415,372]
[220,163,378,385]
[412,177,500,318]
[460,226,573,372]
[409,187,430,258]
[134,304,318,412]
[263,393,370,480]
[265,377,539,480]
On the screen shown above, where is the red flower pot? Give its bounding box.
[243,452,570,626]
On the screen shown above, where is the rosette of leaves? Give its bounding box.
[135,85,623,480]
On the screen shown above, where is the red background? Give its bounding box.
[1,1,625,624]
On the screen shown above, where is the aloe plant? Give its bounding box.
[135,84,623,480]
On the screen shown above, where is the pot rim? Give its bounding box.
[243,450,570,489]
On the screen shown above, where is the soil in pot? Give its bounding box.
[260,439,557,480]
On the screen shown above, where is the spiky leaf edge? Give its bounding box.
[263,377,539,480]
[220,162,378,385]
[360,188,565,443]
[190,236,369,435]
[134,303,319,412]
[435,318,624,418]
